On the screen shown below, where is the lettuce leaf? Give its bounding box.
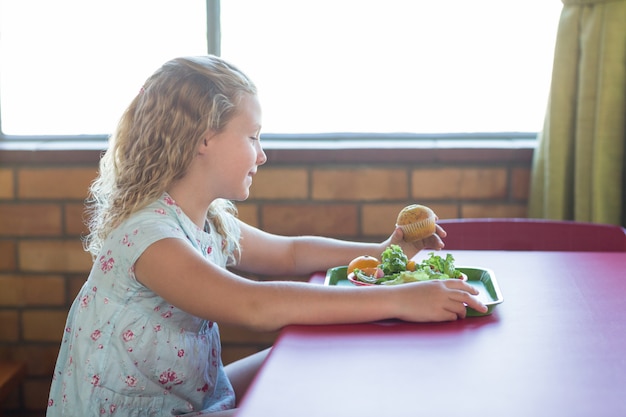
[420,252,461,278]
[380,244,408,275]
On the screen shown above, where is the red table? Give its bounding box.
[236,251,626,417]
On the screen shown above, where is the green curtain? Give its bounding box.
[529,0,626,226]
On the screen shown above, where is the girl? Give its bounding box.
[47,55,486,417]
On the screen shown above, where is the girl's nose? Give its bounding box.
[256,142,267,166]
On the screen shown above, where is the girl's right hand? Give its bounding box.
[393,279,488,322]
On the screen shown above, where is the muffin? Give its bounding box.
[396,204,437,242]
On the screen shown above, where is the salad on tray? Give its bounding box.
[347,245,467,286]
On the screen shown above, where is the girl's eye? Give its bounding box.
[250,136,260,141]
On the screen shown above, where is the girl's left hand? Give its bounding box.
[385,223,447,260]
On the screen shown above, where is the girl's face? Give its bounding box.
[202,93,266,201]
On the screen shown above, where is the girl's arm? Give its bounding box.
[134,237,487,332]
[233,220,448,276]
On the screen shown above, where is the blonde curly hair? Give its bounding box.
[85,55,257,259]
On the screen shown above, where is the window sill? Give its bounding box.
[0,136,536,164]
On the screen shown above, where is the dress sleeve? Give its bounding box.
[104,213,189,284]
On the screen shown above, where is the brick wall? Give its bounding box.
[0,142,533,415]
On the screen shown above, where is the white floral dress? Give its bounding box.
[47,194,238,416]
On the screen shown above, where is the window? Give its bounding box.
[0,0,207,136]
[0,0,562,137]
[221,0,562,134]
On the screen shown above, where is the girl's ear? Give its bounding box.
[197,131,214,155]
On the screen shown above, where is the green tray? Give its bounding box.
[324,266,503,317]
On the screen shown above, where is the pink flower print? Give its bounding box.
[80,295,90,307]
[164,195,175,205]
[120,234,134,247]
[211,347,218,367]
[154,324,162,332]
[48,399,54,407]
[197,383,209,393]
[91,330,101,341]
[91,374,100,386]
[207,246,212,255]
[65,327,71,333]
[177,349,185,358]
[103,297,109,304]
[161,310,172,319]
[125,375,138,387]
[158,369,182,386]
[109,404,117,414]
[122,329,134,342]
[92,286,97,292]
[154,208,166,215]
[99,251,114,273]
